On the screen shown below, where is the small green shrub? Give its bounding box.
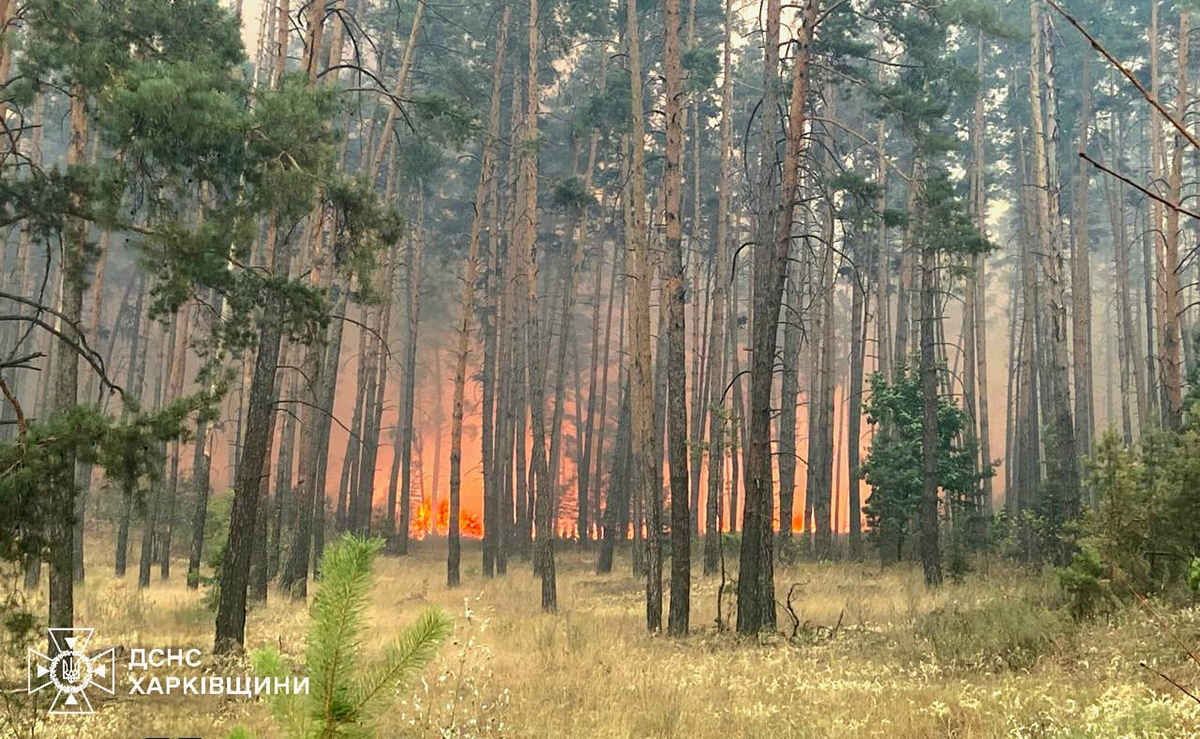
[1060,543,1117,620]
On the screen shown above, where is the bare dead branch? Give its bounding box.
[1080,152,1200,221]
[1044,0,1200,150]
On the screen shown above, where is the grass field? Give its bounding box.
[4,533,1200,738]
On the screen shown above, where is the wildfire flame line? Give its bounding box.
[410,498,483,540]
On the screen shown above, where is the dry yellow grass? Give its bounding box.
[4,532,1200,738]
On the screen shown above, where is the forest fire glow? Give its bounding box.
[410,499,484,540]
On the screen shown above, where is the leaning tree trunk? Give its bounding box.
[737,0,819,634]
[625,0,660,630]
[214,209,295,652]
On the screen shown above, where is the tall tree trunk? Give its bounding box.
[704,0,734,574]
[160,302,192,580]
[516,0,555,611]
[481,66,513,575]
[892,172,920,371]
[249,338,288,601]
[46,87,88,658]
[139,318,174,589]
[354,232,398,537]
[280,243,341,597]
[213,5,320,633]
[397,196,426,552]
[597,386,631,574]
[340,320,369,532]
[1014,125,1041,542]
[546,135,599,552]
[663,0,690,636]
[1071,56,1095,460]
[810,200,836,560]
[919,226,942,587]
[73,217,111,583]
[778,256,803,560]
[596,258,628,575]
[847,227,868,560]
[449,1,511,588]
[117,276,148,578]
[970,35,994,529]
[625,0,660,630]
[1158,7,1188,429]
[1030,1,1082,542]
[268,367,299,580]
[1104,110,1139,443]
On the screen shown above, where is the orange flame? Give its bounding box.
[412,499,434,540]
[409,498,483,539]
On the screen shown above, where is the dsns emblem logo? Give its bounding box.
[27,628,116,715]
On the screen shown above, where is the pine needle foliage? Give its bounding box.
[230,535,453,738]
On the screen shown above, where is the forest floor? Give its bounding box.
[6,533,1200,738]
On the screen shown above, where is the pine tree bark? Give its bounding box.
[546,133,599,550]
[340,320,369,532]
